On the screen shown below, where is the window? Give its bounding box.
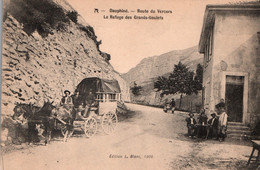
[204,20,214,68]
[109,94,116,101]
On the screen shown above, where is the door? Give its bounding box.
[225,76,244,122]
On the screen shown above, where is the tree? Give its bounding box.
[154,76,171,97]
[193,64,203,92]
[154,62,202,108]
[131,82,142,96]
[169,62,196,108]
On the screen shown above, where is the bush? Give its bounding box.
[79,25,97,40]
[8,0,69,37]
[67,11,78,23]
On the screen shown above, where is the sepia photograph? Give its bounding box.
[0,0,260,169]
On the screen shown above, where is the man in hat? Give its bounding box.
[207,112,218,139]
[61,90,73,110]
[186,112,197,137]
[216,102,228,142]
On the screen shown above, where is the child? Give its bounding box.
[186,112,197,138]
[207,112,218,139]
[216,103,228,142]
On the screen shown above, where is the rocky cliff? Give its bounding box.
[122,46,203,85]
[122,46,203,109]
[1,0,130,116]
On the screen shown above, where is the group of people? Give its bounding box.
[163,98,176,114]
[59,89,97,122]
[185,99,228,142]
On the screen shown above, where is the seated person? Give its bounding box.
[83,91,97,117]
[196,109,208,138]
[186,112,197,138]
[71,90,81,108]
[72,103,86,120]
[73,102,98,120]
[61,90,73,110]
[198,109,208,125]
[207,112,218,139]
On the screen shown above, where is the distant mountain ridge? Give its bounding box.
[122,46,203,86]
[121,45,203,109]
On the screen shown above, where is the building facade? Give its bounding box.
[199,3,260,127]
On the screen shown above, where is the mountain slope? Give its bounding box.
[122,46,203,85]
[121,46,203,109]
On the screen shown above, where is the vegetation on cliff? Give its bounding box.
[4,0,111,61]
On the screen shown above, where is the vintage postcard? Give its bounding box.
[1,0,260,169]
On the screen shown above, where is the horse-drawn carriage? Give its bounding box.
[56,77,121,139]
[58,102,118,138]
[13,77,122,144]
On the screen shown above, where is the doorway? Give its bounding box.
[225,75,244,122]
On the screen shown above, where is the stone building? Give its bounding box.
[198,2,260,127]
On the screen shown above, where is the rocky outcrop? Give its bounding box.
[1,0,130,117]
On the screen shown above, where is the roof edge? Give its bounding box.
[199,2,260,53]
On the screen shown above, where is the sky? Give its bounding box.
[67,0,252,73]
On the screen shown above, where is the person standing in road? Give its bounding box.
[170,98,176,114]
[163,99,169,113]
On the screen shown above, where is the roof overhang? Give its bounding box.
[198,3,260,53]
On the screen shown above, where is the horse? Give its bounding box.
[31,101,56,145]
[13,102,55,145]
[13,102,41,120]
[53,105,75,142]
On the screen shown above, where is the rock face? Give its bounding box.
[122,46,203,110]
[122,46,203,85]
[1,0,130,116]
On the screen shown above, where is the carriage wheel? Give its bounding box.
[61,125,74,138]
[101,111,118,135]
[84,118,97,138]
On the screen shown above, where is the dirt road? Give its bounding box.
[1,104,253,170]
